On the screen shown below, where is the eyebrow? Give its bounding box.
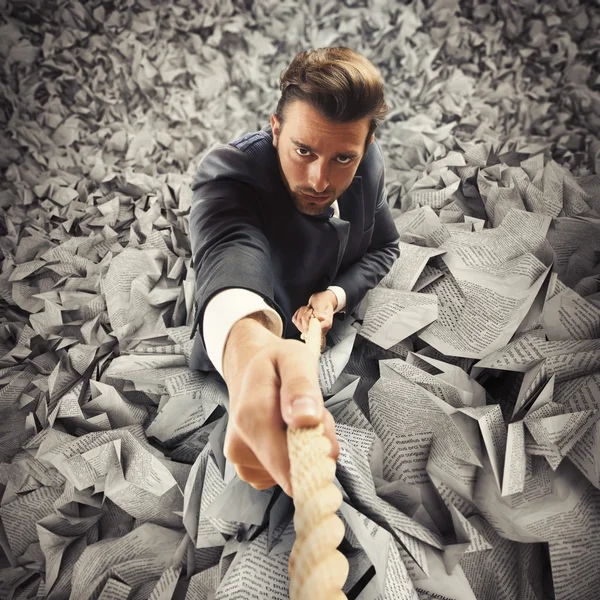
[290,138,360,159]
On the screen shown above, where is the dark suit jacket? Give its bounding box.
[188,124,400,371]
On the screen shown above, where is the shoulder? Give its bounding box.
[357,137,385,176]
[229,130,272,155]
[354,138,385,198]
[191,128,275,194]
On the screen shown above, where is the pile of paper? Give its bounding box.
[2,150,599,600]
[1,0,600,599]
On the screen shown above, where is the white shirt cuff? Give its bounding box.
[327,285,346,313]
[203,289,283,376]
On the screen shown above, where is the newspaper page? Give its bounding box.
[360,287,438,350]
[68,523,184,599]
[380,242,446,293]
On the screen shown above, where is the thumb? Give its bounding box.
[278,348,323,429]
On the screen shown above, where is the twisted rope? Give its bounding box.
[287,317,349,600]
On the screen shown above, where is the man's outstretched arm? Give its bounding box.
[189,179,338,496]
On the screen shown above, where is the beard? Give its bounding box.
[291,193,336,216]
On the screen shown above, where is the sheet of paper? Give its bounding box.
[213,529,290,599]
[318,318,358,395]
[360,287,438,350]
[380,242,446,292]
[460,515,544,600]
[419,246,551,358]
[394,206,452,248]
[412,264,444,292]
[542,285,600,341]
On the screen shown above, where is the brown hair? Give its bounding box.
[275,47,388,146]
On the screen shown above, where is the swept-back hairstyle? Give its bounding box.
[275,47,388,147]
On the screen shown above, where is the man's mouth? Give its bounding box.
[302,192,330,202]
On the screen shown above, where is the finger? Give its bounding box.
[293,305,308,320]
[292,308,303,332]
[296,306,309,335]
[299,307,313,336]
[223,426,264,471]
[316,311,333,331]
[309,305,332,336]
[300,313,310,335]
[235,464,277,489]
[293,306,312,335]
[233,361,294,497]
[250,480,278,491]
[278,342,323,430]
[250,422,292,496]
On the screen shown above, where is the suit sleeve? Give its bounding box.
[189,176,286,343]
[330,164,400,314]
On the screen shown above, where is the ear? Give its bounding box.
[270,114,281,146]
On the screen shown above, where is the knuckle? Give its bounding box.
[235,465,252,483]
[286,374,309,388]
[231,400,263,437]
[286,338,311,354]
[224,433,245,464]
[237,466,272,489]
[251,481,272,491]
[232,406,255,436]
[237,464,256,477]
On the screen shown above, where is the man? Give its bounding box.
[189,47,400,497]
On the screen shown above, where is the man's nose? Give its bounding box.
[307,160,329,194]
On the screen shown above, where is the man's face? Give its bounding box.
[270,101,373,216]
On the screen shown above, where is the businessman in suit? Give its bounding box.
[189,47,399,497]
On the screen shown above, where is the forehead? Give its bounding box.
[282,101,369,154]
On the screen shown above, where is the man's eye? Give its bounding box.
[296,148,352,164]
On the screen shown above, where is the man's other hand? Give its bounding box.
[221,314,339,498]
[292,289,338,337]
